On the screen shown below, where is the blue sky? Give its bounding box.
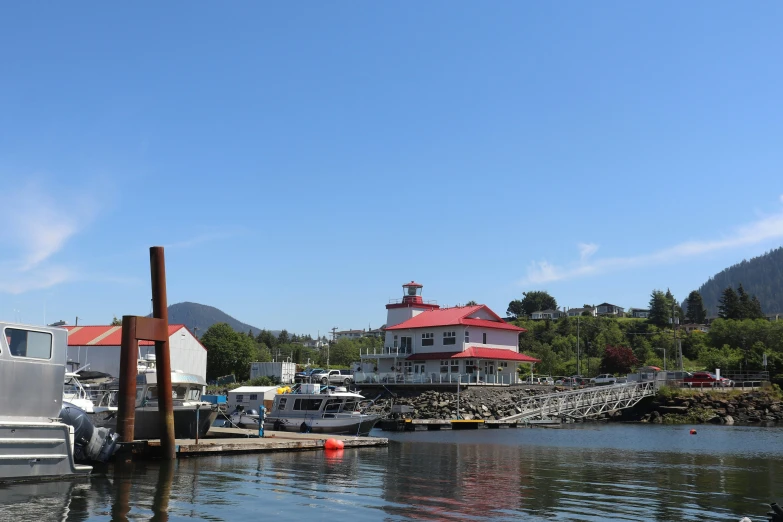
[2,3,783,335]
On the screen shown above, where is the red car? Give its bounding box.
[683,372,733,388]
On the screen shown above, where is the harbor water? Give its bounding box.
[1,424,781,521]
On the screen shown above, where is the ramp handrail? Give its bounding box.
[501,381,656,421]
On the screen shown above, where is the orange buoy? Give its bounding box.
[689,429,697,435]
[324,438,344,450]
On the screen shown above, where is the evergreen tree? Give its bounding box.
[749,295,764,319]
[256,329,277,350]
[684,290,707,324]
[718,287,741,319]
[277,329,290,345]
[648,290,670,327]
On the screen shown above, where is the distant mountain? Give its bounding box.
[697,247,783,316]
[157,302,278,338]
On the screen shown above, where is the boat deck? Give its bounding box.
[126,427,388,459]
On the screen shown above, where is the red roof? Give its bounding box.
[456,347,540,363]
[406,347,539,363]
[403,281,423,287]
[64,324,196,347]
[385,305,526,332]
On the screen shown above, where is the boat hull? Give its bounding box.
[94,406,217,440]
[0,422,91,481]
[263,414,380,436]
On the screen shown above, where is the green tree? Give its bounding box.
[519,291,558,316]
[111,316,122,326]
[507,300,525,318]
[737,284,764,320]
[202,323,258,381]
[718,287,741,319]
[326,338,360,367]
[648,290,670,327]
[684,290,707,324]
[256,329,277,350]
[465,300,478,306]
[277,329,290,345]
[256,342,272,363]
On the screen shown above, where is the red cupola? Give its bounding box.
[402,281,424,304]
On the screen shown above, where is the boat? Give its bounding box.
[228,384,380,435]
[93,370,217,440]
[1,322,118,481]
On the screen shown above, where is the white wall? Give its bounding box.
[66,328,208,380]
[385,306,427,328]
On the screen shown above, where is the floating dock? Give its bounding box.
[123,427,388,459]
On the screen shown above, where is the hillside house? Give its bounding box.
[530,309,563,320]
[629,308,650,319]
[566,307,596,317]
[596,303,624,316]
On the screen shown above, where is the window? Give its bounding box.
[277,397,288,410]
[236,395,244,403]
[464,330,470,343]
[324,398,342,413]
[404,361,412,373]
[5,328,52,359]
[187,388,201,401]
[443,331,456,345]
[451,360,459,373]
[393,335,398,348]
[499,362,508,369]
[464,360,476,373]
[146,387,158,400]
[440,360,449,373]
[421,333,434,346]
[293,398,324,410]
[250,394,258,401]
[344,400,358,411]
[482,333,487,344]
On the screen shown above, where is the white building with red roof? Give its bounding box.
[64,324,207,380]
[358,282,537,384]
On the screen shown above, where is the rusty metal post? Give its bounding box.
[150,246,176,460]
[117,316,138,444]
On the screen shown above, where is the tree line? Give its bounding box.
[509,285,781,381]
[201,323,382,381]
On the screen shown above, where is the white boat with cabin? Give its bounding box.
[1,322,117,481]
[228,384,379,435]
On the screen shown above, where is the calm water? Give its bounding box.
[1,424,781,521]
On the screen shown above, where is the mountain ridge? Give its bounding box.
[151,302,279,338]
[697,246,783,316]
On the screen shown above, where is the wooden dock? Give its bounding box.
[126,428,388,459]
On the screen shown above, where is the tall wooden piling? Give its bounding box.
[117,316,138,444]
[150,246,176,460]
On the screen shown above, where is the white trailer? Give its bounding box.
[250,361,296,383]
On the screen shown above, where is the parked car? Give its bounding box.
[684,372,732,388]
[311,369,354,386]
[591,374,617,386]
[542,377,555,385]
[560,378,580,386]
[294,368,324,383]
[523,376,554,385]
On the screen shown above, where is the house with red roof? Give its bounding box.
[357,282,537,384]
[64,324,207,380]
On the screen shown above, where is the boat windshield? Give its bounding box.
[324,398,343,413]
[343,400,358,412]
[293,398,324,411]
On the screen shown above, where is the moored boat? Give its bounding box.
[1,322,118,481]
[94,370,217,440]
[230,384,379,436]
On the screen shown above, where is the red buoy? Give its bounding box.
[690,429,697,435]
[324,438,344,450]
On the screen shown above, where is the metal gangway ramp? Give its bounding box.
[501,381,657,422]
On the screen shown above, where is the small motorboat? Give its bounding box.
[262,385,380,436]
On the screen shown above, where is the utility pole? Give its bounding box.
[577,316,580,377]
[672,300,677,372]
[329,327,338,369]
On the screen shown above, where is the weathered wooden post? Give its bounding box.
[116,246,176,460]
[150,246,176,459]
[117,316,139,444]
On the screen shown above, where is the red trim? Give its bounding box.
[403,281,423,288]
[405,348,538,363]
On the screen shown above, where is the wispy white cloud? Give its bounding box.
[521,195,783,285]
[578,242,599,262]
[0,179,105,294]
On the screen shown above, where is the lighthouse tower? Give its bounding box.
[385,281,440,328]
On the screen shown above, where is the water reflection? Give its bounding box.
[0,425,779,521]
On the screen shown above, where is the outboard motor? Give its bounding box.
[60,402,119,463]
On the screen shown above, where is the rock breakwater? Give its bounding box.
[637,390,782,426]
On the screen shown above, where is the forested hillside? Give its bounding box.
[698,247,783,315]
